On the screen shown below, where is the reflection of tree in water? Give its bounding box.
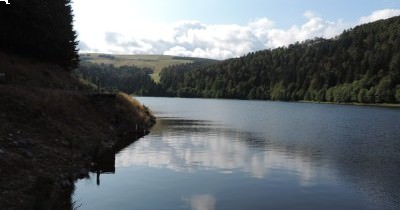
[91,150,115,186]
[90,133,148,186]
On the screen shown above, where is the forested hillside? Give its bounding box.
[76,56,218,96]
[160,61,223,97]
[75,63,163,95]
[160,16,400,103]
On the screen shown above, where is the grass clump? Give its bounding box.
[115,92,155,128]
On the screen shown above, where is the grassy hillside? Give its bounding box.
[80,53,217,82]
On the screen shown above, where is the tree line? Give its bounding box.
[75,58,218,96]
[0,0,78,70]
[75,63,164,96]
[159,16,400,103]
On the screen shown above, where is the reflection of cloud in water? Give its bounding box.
[184,194,216,210]
[115,118,328,184]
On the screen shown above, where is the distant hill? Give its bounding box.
[80,53,218,82]
[159,16,400,104]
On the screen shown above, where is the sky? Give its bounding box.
[72,0,400,60]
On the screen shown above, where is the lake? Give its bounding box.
[73,97,400,210]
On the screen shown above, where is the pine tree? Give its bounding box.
[0,0,78,70]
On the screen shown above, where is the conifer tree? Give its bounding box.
[0,0,79,70]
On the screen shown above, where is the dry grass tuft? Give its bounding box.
[115,92,155,128]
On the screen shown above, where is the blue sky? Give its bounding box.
[128,0,399,26]
[72,0,400,59]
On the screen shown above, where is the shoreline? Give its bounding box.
[135,95,400,109]
[298,100,400,108]
[0,87,156,210]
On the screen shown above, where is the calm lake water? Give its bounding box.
[73,97,400,210]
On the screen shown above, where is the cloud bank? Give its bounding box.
[78,9,400,60]
[359,9,400,24]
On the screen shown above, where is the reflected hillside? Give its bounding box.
[116,115,400,209]
[116,117,331,183]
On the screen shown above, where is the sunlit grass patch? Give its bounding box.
[115,92,155,127]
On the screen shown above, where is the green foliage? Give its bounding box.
[159,16,400,104]
[177,87,198,98]
[270,82,288,101]
[75,63,164,96]
[160,62,217,96]
[0,0,79,70]
[358,89,369,103]
[396,85,400,103]
[375,76,394,103]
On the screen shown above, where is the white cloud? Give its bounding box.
[304,10,317,19]
[359,9,400,24]
[265,13,348,48]
[77,9,399,60]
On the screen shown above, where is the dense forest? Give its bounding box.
[76,57,218,96]
[160,16,400,103]
[75,63,164,95]
[160,61,221,97]
[0,0,78,70]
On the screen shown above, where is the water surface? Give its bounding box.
[74,97,400,210]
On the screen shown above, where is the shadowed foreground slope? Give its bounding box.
[0,53,155,210]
